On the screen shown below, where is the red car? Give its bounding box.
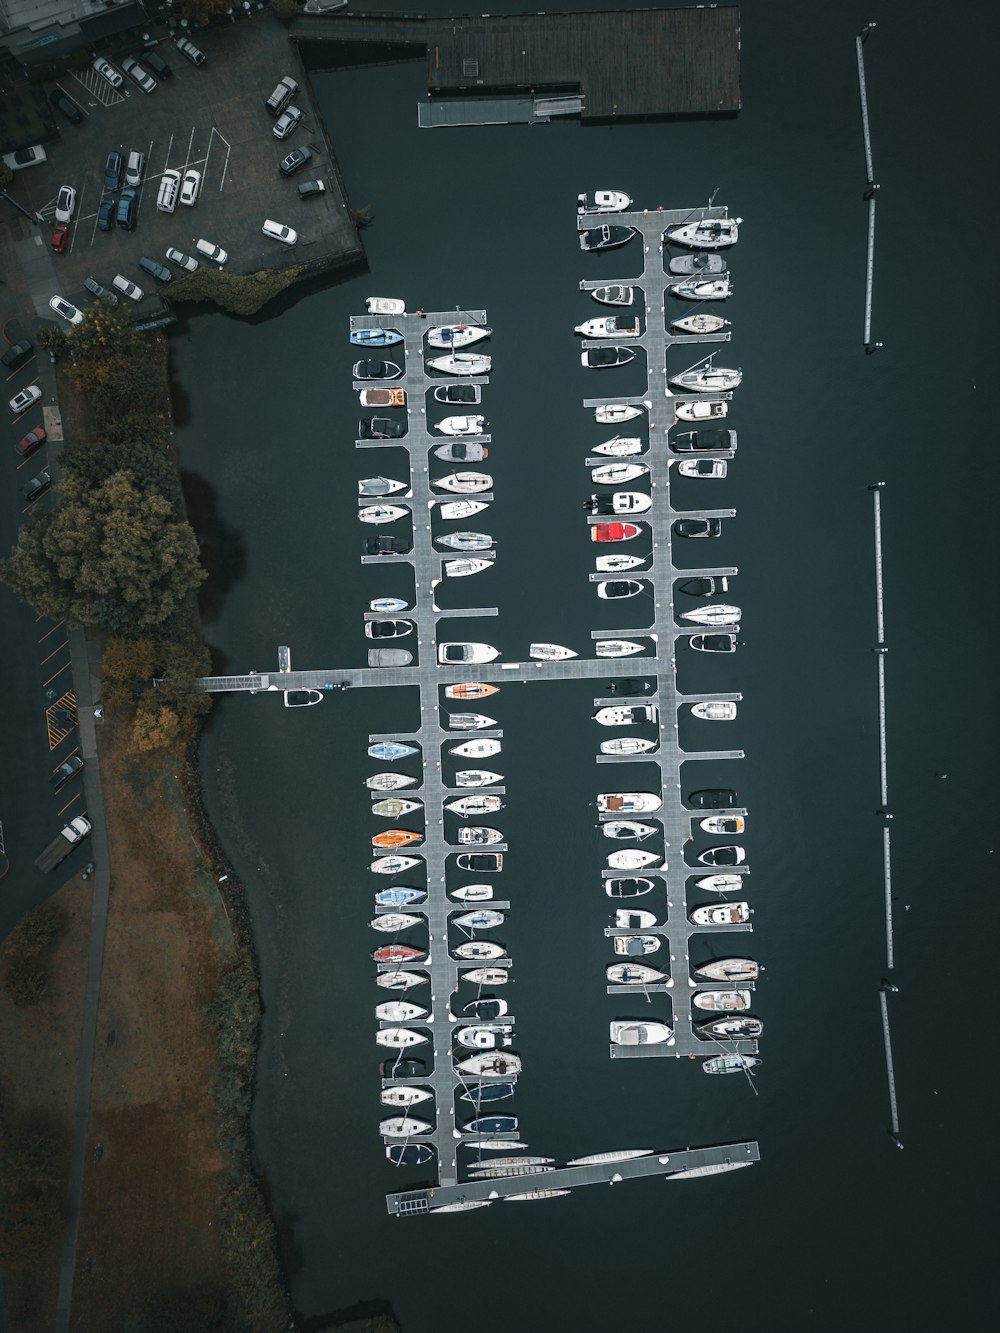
[50,225,69,253]
[590,522,641,543]
[15,426,46,457]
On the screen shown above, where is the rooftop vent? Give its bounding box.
[462,58,480,78]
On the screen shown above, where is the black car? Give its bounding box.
[138,256,172,283]
[20,469,51,503]
[297,178,326,199]
[364,535,409,556]
[142,49,172,79]
[97,195,115,232]
[360,417,406,439]
[50,89,83,124]
[279,145,313,176]
[687,789,738,809]
[1,339,33,370]
[116,187,137,231]
[49,755,83,790]
[83,276,118,304]
[104,150,124,192]
[673,518,722,538]
[671,428,737,453]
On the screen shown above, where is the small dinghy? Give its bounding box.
[591,522,642,543]
[700,815,745,835]
[605,877,655,898]
[694,874,744,894]
[434,471,492,494]
[596,553,646,572]
[595,403,644,424]
[586,491,651,515]
[580,224,636,251]
[439,499,490,521]
[595,640,645,658]
[353,358,402,380]
[592,436,644,457]
[591,462,648,485]
[456,827,504,847]
[435,440,489,462]
[606,962,667,984]
[590,284,634,306]
[460,966,509,986]
[376,969,428,990]
[372,828,422,850]
[529,643,578,660]
[460,1079,515,1103]
[359,387,406,408]
[359,476,406,497]
[602,819,657,840]
[600,736,656,755]
[385,1143,435,1166]
[695,957,758,982]
[436,415,487,436]
[371,854,422,875]
[613,935,660,956]
[668,253,727,276]
[693,989,752,1012]
[427,353,492,376]
[675,398,728,422]
[698,845,746,867]
[689,901,751,926]
[436,531,494,552]
[598,791,661,814]
[446,794,503,816]
[593,704,657,727]
[678,458,727,478]
[445,682,499,700]
[446,714,496,732]
[365,621,414,643]
[367,772,418,792]
[367,740,417,760]
[596,578,644,599]
[350,327,402,347]
[578,189,632,213]
[454,1052,522,1078]
[670,276,732,301]
[690,634,739,653]
[451,884,494,902]
[426,324,491,349]
[374,886,426,907]
[582,346,636,369]
[452,907,505,930]
[665,216,740,249]
[681,604,741,626]
[454,769,503,788]
[379,1115,432,1138]
[445,557,494,577]
[359,504,408,525]
[453,940,506,961]
[370,912,423,934]
[380,1083,432,1105]
[691,702,738,721]
[608,848,662,870]
[370,597,409,613]
[366,297,406,315]
[576,315,640,339]
[449,738,501,759]
[703,1054,761,1075]
[696,1016,762,1039]
[610,1020,673,1045]
[434,383,482,405]
[670,365,743,393]
[375,1026,427,1049]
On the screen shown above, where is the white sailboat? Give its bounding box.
[600,736,656,755]
[530,643,578,660]
[591,462,649,485]
[445,556,495,577]
[591,436,644,457]
[427,353,492,376]
[595,640,645,658]
[595,554,646,572]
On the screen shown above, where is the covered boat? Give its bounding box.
[665,216,740,249]
[693,989,752,1012]
[463,997,509,1021]
[580,224,636,251]
[669,276,732,301]
[592,437,644,457]
[675,398,729,422]
[576,315,640,339]
[359,476,406,496]
[691,701,739,721]
[365,621,414,643]
[427,353,492,376]
[667,253,727,276]
[350,327,402,346]
[460,1079,516,1104]
[445,682,499,700]
[435,440,488,462]
[595,403,645,423]
[434,383,482,404]
[597,792,662,814]
[455,850,503,870]
[436,415,487,435]
[463,1114,518,1134]
[606,962,667,985]
[426,324,491,349]
[582,346,636,369]
[689,902,751,926]
[591,522,642,543]
[670,365,743,393]
[592,462,648,485]
[590,284,634,305]
[353,358,402,380]
[366,297,406,315]
[609,1021,672,1045]
[385,1143,435,1166]
[530,642,578,661]
[670,313,729,334]
[605,877,655,898]
[678,575,730,596]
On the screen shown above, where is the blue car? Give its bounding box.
[103,150,123,192]
[116,187,136,231]
[97,195,115,232]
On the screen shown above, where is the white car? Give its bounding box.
[54,185,76,224]
[165,247,199,272]
[272,106,302,140]
[112,275,144,302]
[180,168,201,207]
[2,145,47,172]
[121,57,156,94]
[9,385,42,415]
[195,239,227,265]
[48,295,84,325]
[92,57,123,89]
[262,219,297,246]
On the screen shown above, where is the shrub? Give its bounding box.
[170,266,303,317]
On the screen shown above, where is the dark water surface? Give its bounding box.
[170,2,998,1327]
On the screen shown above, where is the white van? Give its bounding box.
[157,168,180,213]
[265,76,298,116]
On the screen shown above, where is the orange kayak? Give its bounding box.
[445,682,499,700]
[372,829,423,850]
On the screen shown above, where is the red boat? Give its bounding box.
[591,522,641,543]
[444,683,500,700]
[373,944,426,964]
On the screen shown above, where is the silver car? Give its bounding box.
[92,57,123,89]
[121,57,156,94]
[272,106,302,140]
[165,247,199,273]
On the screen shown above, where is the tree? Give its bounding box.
[133,703,180,752]
[35,325,66,357]
[181,0,230,22]
[102,635,158,684]
[0,161,13,189]
[1,471,206,634]
[270,0,302,19]
[60,433,177,500]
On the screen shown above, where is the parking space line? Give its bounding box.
[182,125,196,174]
[57,792,83,817]
[53,83,87,118]
[6,357,36,381]
[40,639,70,668]
[210,127,233,191]
[43,661,72,689]
[38,620,66,644]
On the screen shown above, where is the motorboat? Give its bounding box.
[697,845,746,867]
[376,969,428,990]
[368,647,413,668]
[435,440,488,462]
[449,738,501,759]
[460,1079,516,1103]
[365,621,414,643]
[436,415,487,436]
[703,1054,761,1075]
[585,492,651,514]
[434,471,492,495]
[436,532,494,551]
[677,576,730,597]
[454,770,503,789]
[597,792,661,814]
[689,902,751,926]
[374,886,426,907]
[591,522,642,543]
[372,829,422,850]
[690,634,739,653]
[678,459,727,479]
[600,737,656,755]
[385,1143,435,1167]
[701,815,745,835]
[530,643,578,661]
[359,476,406,496]
[669,277,732,301]
[445,557,494,578]
[370,597,409,614]
[580,224,636,251]
[596,554,646,572]
[608,849,661,870]
[359,504,408,525]
[691,702,738,721]
[578,189,632,213]
[591,284,634,305]
[455,1024,513,1050]
[359,418,405,443]
[602,819,657,840]
[665,216,740,249]
[378,1056,425,1078]
[670,313,729,334]
[447,713,496,731]
[426,324,491,349]
[671,428,737,453]
[379,1115,432,1137]
[606,962,667,985]
[353,358,402,380]
[373,943,426,964]
[667,253,727,276]
[446,794,503,816]
[438,641,499,665]
[605,877,655,898]
[370,912,423,934]
[693,989,752,1012]
[426,353,492,376]
[463,997,509,1021]
[451,884,494,902]
[694,874,744,894]
[696,1016,763,1039]
[675,398,728,422]
[591,463,648,485]
[694,957,759,982]
[370,854,421,875]
[613,908,658,929]
[359,387,406,408]
[576,315,640,339]
[439,499,490,521]
[593,705,658,726]
[453,940,505,961]
[350,327,402,347]
[367,740,417,760]
[595,641,646,659]
[462,1114,518,1135]
[380,1082,432,1104]
[609,1021,672,1045]
[455,851,503,870]
[375,1027,428,1049]
[455,1052,522,1078]
[595,403,645,424]
[613,935,660,956]
[366,772,418,792]
[670,365,743,392]
[434,383,482,405]
[582,346,635,369]
[596,576,644,598]
[605,678,655,694]
[592,437,644,457]
[460,966,509,985]
[445,682,499,700]
[366,297,405,315]
[455,827,504,847]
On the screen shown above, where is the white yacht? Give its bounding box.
[578,189,631,213]
[591,437,644,457]
[670,313,729,334]
[450,884,494,902]
[455,827,503,846]
[613,935,661,955]
[449,738,501,759]
[566,1148,653,1166]
[691,701,738,721]
[375,1000,428,1022]
[602,819,657,840]
[689,901,751,926]
[575,315,640,339]
[595,640,645,658]
[606,962,666,985]
[597,792,662,814]
[700,815,745,835]
[366,773,418,792]
[370,855,421,876]
[446,795,503,816]
[375,1027,428,1049]
[596,578,644,599]
[675,398,728,422]
[437,641,499,664]
[694,957,758,982]
[436,532,494,552]
[434,471,492,494]
[454,769,503,787]
[593,704,657,727]
[378,1116,433,1137]
[366,297,405,315]
[595,403,645,424]
[426,324,491,349]
[369,596,409,613]
[669,276,732,301]
[447,713,496,731]
[590,284,634,305]
[591,462,649,485]
[370,912,422,932]
[595,553,646,572]
[453,940,505,961]
[678,459,728,478]
[452,908,505,930]
[436,415,487,436]
[608,848,662,870]
[609,1021,673,1046]
[680,604,741,626]
[694,874,744,893]
[665,216,740,248]
[371,797,422,818]
[693,989,752,1012]
[380,1085,432,1106]
[359,477,406,496]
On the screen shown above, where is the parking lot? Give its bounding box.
[5,16,362,315]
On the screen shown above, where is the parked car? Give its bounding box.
[21,469,52,504]
[180,168,202,207]
[121,56,156,93]
[165,247,199,272]
[9,385,42,415]
[272,106,302,140]
[297,179,326,199]
[138,256,172,283]
[49,90,83,124]
[112,274,144,302]
[279,146,312,176]
[83,276,117,304]
[50,225,69,253]
[97,195,116,232]
[92,57,123,89]
[14,426,46,457]
[156,168,180,214]
[673,518,723,538]
[49,755,83,790]
[195,239,227,265]
[2,145,46,171]
[1,340,33,370]
[48,295,84,325]
[174,36,206,66]
[262,219,297,246]
[104,150,124,192]
[125,150,146,187]
[116,187,137,231]
[54,185,76,223]
[143,49,172,80]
